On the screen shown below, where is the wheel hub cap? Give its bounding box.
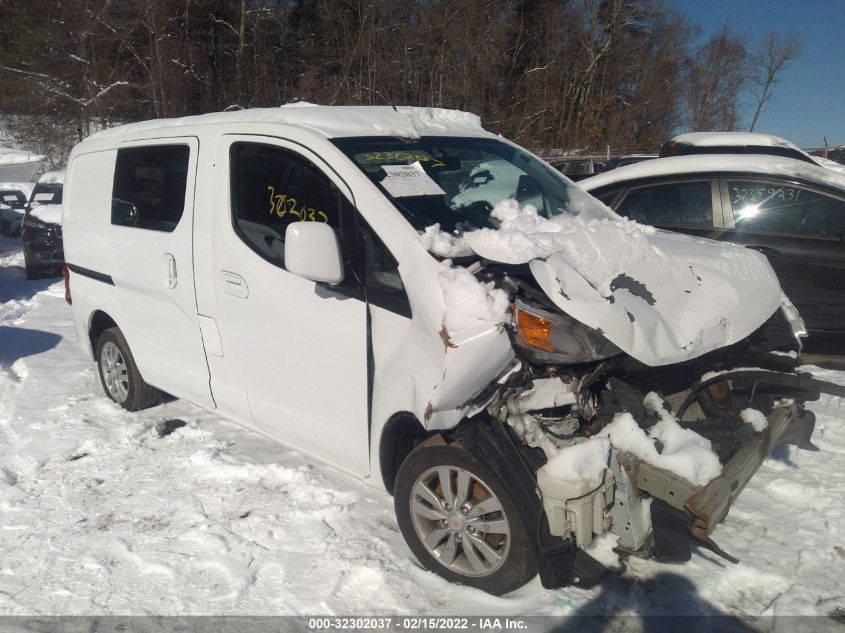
[409,465,511,578]
[100,341,129,403]
[447,514,466,532]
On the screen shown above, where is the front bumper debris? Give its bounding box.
[617,406,814,562]
[507,366,845,583]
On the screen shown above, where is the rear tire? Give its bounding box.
[393,439,537,595]
[95,327,157,411]
[25,263,38,280]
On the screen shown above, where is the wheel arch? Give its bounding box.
[378,411,434,494]
[88,309,119,351]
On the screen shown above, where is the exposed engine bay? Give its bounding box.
[450,262,845,589]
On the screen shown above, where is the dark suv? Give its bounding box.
[22,174,64,279]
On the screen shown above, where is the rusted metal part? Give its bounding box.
[615,452,698,513]
[438,325,458,350]
[615,405,805,538]
[685,406,797,534]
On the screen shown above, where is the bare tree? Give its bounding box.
[748,32,801,132]
[685,24,748,131]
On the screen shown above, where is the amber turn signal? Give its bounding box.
[515,305,553,352]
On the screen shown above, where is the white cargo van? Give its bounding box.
[62,105,839,594]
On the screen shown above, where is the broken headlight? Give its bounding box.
[512,299,621,364]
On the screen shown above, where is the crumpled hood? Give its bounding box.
[527,229,783,366]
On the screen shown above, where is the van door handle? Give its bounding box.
[221,270,249,298]
[165,253,178,289]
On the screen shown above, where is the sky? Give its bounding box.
[669,0,845,149]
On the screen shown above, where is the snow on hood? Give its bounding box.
[463,200,655,295]
[87,105,484,141]
[30,203,62,225]
[529,225,781,366]
[426,200,783,367]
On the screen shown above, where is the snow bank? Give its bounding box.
[541,437,610,484]
[0,147,45,166]
[30,203,62,225]
[462,199,655,295]
[741,408,768,432]
[437,261,510,333]
[420,224,472,257]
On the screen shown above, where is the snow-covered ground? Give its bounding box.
[0,233,844,622]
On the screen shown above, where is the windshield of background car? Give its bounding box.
[30,183,63,206]
[331,136,616,234]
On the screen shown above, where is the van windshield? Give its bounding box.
[331,136,616,234]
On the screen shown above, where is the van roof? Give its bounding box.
[86,104,486,142]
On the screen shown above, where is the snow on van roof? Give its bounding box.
[579,154,845,193]
[86,104,485,141]
[37,170,65,185]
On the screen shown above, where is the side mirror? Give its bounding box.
[284,222,345,285]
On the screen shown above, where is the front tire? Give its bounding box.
[394,439,537,595]
[95,327,157,411]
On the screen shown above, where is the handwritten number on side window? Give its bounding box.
[267,185,329,223]
[732,186,801,206]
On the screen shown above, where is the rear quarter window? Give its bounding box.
[111,145,190,232]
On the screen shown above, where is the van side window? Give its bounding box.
[230,142,341,268]
[358,219,411,318]
[111,145,189,232]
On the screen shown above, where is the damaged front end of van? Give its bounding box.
[399,217,845,594]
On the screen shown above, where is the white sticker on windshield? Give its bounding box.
[34,193,54,202]
[380,161,446,198]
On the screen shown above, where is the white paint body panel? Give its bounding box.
[105,137,213,408]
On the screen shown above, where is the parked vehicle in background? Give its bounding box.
[0,182,34,236]
[580,154,845,339]
[22,170,65,279]
[660,132,845,173]
[812,145,845,166]
[61,106,843,595]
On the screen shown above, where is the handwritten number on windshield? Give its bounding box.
[267,185,329,223]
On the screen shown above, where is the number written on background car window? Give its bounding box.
[728,180,845,238]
